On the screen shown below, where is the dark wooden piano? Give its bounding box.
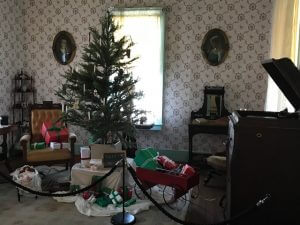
[227,58,300,225]
[188,86,230,164]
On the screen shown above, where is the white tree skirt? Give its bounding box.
[53,185,190,217]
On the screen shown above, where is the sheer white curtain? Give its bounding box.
[113,9,164,125]
[265,0,300,112]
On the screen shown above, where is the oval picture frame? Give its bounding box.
[52,31,76,65]
[201,29,229,66]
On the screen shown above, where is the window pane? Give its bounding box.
[113,9,164,125]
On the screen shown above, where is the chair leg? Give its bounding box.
[17,188,21,202]
[65,163,68,171]
[204,171,213,185]
[219,194,226,208]
[204,170,223,185]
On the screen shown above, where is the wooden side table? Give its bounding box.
[0,125,17,172]
[188,117,229,163]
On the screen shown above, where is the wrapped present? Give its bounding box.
[95,196,112,207]
[157,155,178,170]
[101,187,122,206]
[50,142,61,150]
[61,142,70,149]
[180,164,196,177]
[41,121,69,145]
[134,147,161,170]
[41,121,63,137]
[117,186,132,201]
[80,146,90,168]
[109,190,123,206]
[30,142,46,150]
[82,191,92,200]
[48,142,70,150]
[46,128,68,145]
[44,128,68,145]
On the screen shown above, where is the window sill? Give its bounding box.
[136,124,162,131]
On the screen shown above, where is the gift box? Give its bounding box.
[81,146,91,168]
[41,121,69,145]
[117,186,133,201]
[101,187,122,206]
[95,196,112,207]
[180,164,196,177]
[41,121,63,137]
[109,190,123,205]
[61,142,70,149]
[157,155,177,170]
[134,147,161,170]
[30,142,46,150]
[44,127,69,145]
[50,142,61,150]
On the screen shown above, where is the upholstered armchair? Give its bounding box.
[20,102,76,169]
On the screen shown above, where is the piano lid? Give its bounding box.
[262,58,300,111]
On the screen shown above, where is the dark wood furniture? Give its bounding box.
[0,125,17,172]
[20,102,76,168]
[12,71,35,139]
[226,58,300,225]
[188,86,229,163]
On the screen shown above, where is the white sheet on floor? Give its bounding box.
[53,185,189,217]
[53,191,152,217]
[75,196,152,217]
[53,191,78,203]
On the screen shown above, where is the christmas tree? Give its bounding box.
[56,12,143,144]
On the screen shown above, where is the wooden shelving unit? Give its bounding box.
[12,71,35,135]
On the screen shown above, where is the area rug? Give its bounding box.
[0,166,190,225]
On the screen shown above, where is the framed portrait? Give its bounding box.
[52,31,76,65]
[201,29,229,66]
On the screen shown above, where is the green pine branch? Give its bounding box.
[56,11,144,144]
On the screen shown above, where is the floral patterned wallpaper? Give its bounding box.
[0,0,23,147]
[3,0,274,153]
[0,0,23,116]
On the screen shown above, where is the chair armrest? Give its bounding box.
[69,132,76,142]
[20,134,31,145]
[20,134,31,162]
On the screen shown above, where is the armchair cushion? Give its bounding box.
[207,156,226,171]
[27,148,71,163]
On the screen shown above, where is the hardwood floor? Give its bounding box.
[186,168,226,224]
